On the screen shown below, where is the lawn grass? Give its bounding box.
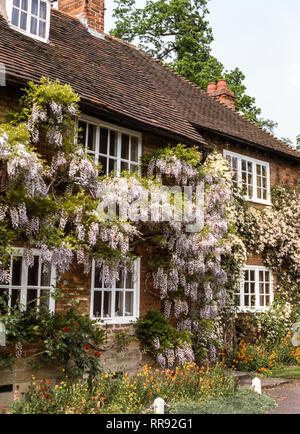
[267,365,300,379]
[168,389,277,414]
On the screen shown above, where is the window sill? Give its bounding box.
[237,306,271,314]
[91,316,137,325]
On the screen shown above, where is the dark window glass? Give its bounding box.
[40,290,49,309]
[27,288,37,309]
[41,265,51,287]
[78,121,87,146]
[93,291,102,317]
[27,256,39,286]
[100,128,108,155]
[109,131,117,156]
[121,134,129,159]
[103,291,111,317]
[94,267,102,288]
[99,156,107,175]
[11,289,20,307]
[12,257,22,286]
[87,124,96,152]
[131,137,139,162]
[115,291,124,317]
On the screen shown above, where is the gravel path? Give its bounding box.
[264,379,300,414]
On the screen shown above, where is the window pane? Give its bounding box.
[99,128,108,154]
[0,289,8,314]
[94,267,102,288]
[13,0,20,6]
[121,161,128,172]
[115,291,124,317]
[22,0,28,10]
[116,271,124,288]
[121,134,129,159]
[130,164,138,174]
[78,121,87,146]
[12,257,22,286]
[125,292,134,316]
[39,1,47,18]
[20,11,27,30]
[11,288,21,307]
[87,124,96,152]
[38,20,46,38]
[31,0,38,15]
[41,265,51,287]
[27,256,39,286]
[27,288,37,309]
[259,270,264,282]
[260,295,264,306]
[103,291,111,317]
[250,270,255,281]
[108,158,117,174]
[257,187,262,199]
[131,137,139,162]
[93,291,102,317]
[40,289,50,309]
[12,8,19,26]
[99,156,107,175]
[109,131,117,156]
[30,16,37,34]
[125,271,134,289]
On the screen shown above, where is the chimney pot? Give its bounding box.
[217,79,227,90]
[207,82,217,93]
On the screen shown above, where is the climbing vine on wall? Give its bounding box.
[0,78,298,370]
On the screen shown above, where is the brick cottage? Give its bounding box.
[0,0,299,403]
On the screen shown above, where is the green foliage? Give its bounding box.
[135,309,192,355]
[9,363,236,414]
[111,0,277,132]
[0,293,105,378]
[169,389,277,414]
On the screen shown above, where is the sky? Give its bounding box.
[105,0,300,145]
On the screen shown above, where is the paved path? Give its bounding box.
[264,379,300,414]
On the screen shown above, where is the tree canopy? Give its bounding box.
[110,0,277,132]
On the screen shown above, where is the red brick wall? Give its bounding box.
[1,84,299,320]
[58,0,105,34]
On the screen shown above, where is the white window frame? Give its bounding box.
[77,115,142,176]
[237,265,274,313]
[90,258,140,325]
[223,150,271,205]
[6,0,51,43]
[0,248,56,312]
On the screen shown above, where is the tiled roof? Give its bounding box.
[1,10,299,161]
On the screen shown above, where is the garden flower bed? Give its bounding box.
[3,363,238,414]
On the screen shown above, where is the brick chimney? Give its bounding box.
[207,79,235,110]
[58,0,105,36]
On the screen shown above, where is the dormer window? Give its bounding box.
[7,0,50,42]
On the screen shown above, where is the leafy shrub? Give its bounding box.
[0,293,105,379]
[135,309,192,355]
[8,363,235,414]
